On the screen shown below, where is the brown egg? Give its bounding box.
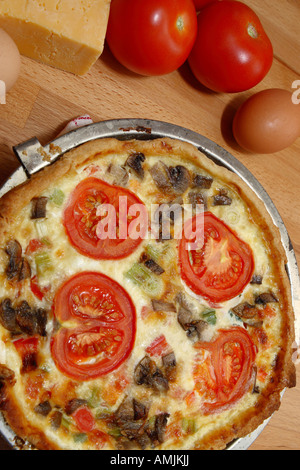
[0,28,21,92]
[233,89,300,153]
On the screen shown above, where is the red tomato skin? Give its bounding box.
[193,0,217,10]
[179,212,254,305]
[188,1,273,92]
[51,272,136,381]
[63,177,146,260]
[195,327,257,413]
[106,0,197,76]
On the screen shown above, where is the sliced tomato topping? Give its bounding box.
[63,177,147,260]
[194,327,257,413]
[179,212,254,305]
[50,272,136,381]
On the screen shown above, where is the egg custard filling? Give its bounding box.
[0,137,295,450]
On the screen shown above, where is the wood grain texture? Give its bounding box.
[0,0,299,451]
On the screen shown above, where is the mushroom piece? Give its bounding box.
[112,397,151,449]
[213,189,232,206]
[0,299,20,333]
[15,301,47,337]
[126,152,146,179]
[107,163,129,186]
[31,197,48,219]
[188,191,207,211]
[5,240,22,280]
[168,165,191,194]
[144,258,165,275]
[250,275,263,285]
[151,299,176,313]
[145,412,170,445]
[65,398,88,416]
[0,364,15,384]
[5,240,31,281]
[255,292,278,304]
[162,352,177,382]
[150,162,190,195]
[192,173,213,189]
[34,400,52,417]
[18,258,31,281]
[134,356,169,392]
[231,302,263,327]
[150,161,173,194]
[176,293,207,341]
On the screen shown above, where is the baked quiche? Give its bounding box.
[0,137,296,450]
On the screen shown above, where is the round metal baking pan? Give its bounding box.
[0,118,299,450]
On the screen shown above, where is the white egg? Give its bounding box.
[0,28,21,92]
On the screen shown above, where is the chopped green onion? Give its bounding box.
[125,263,164,297]
[95,406,112,420]
[146,242,173,266]
[86,386,102,408]
[40,237,51,246]
[61,414,71,429]
[148,416,156,426]
[108,428,121,438]
[34,219,48,239]
[201,308,217,325]
[145,244,161,263]
[182,418,197,434]
[50,188,65,207]
[35,251,52,275]
[73,433,87,443]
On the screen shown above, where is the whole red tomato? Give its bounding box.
[188,1,273,92]
[193,0,217,10]
[106,0,197,76]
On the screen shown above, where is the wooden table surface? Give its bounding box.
[0,0,299,451]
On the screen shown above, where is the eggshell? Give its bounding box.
[233,89,300,153]
[0,28,21,92]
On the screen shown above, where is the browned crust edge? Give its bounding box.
[0,383,58,450]
[0,137,296,450]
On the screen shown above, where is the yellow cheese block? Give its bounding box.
[0,0,111,75]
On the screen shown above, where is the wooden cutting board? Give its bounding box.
[0,0,299,451]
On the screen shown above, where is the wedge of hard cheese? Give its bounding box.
[0,0,111,75]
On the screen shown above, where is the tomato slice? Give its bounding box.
[50,272,136,381]
[194,327,257,413]
[63,177,147,260]
[179,212,254,305]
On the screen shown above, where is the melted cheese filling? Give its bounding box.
[0,150,283,450]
